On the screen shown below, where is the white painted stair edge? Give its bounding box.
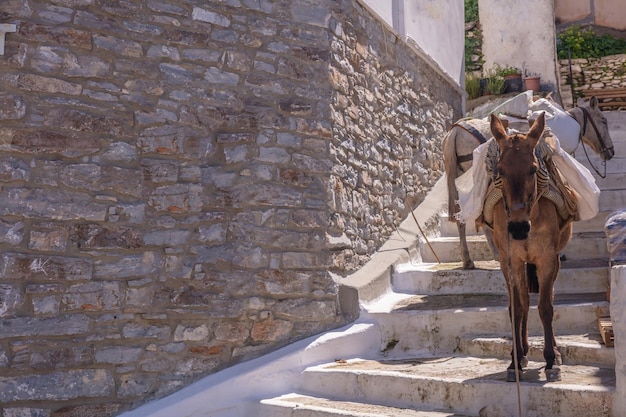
[117,321,382,417]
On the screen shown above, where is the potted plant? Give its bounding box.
[487,74,505,95]
[465,74,481,100]
[523,70,541,93]
[480,68,504,96]
[496,65,523,93]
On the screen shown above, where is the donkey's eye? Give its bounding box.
[529,166,537,175]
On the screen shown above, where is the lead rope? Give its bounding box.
[578,108,607,178]
[580,134,607,178]
[506,215,523,417]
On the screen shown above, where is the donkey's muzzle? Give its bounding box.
[508,221,530,240]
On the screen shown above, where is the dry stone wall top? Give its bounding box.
[560,54,626,91]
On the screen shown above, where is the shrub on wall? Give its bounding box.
[464,0,478,23]
[558,25,626,59]
[465,0,483,72]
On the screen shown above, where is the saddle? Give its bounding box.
[480,131,578,229]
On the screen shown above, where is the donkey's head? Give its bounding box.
[490,112,545,240]
[577,96,614,161]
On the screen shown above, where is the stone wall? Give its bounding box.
[328,5,462,272]
[0,1,462,416]
[561,54,626,92]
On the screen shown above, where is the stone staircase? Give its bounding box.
[257,113,626,417]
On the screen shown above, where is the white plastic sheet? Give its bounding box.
[605,210,626,264]
[490,91,581,153]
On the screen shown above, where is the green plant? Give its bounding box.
[557,25,626,59]
[465,74,481,99]
[496,65,521,77]
[465,32,483,70]
[487,75,505,95]
[464,0,483,71]
[464,0,479,23]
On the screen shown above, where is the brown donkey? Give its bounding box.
[488,112,573,382]
[443,96,612,269]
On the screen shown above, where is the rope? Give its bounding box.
[399,180,440,264]
[575,107,608,178]
[405,195,441,264]
[581,133,607,178]
[506,218,524,417]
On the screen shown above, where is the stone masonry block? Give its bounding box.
[0,315,90,338]
[0,94,25,120]
[0,188,108,221]
[3,408,51,417]
[3,129,100,157]
[0,253,93,282]
[0,369,113,402]
[94,347,143,365]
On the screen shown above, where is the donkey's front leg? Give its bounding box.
[538,256,562,382]
[520,284,530,367]
[505,266,528,382]
[507,286,527,371]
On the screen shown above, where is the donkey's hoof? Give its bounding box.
[520,356,529,368]
[545,367,562,382]
[506,368,522,382]
[462,260,475,270]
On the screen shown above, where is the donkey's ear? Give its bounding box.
[527,112,545,146]
[490,113,507,142]
[589,96,599,110]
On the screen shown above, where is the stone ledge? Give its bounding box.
[338,176,447,320]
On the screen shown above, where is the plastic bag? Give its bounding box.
[605,210,626,264]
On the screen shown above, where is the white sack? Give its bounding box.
[457,133,600,224]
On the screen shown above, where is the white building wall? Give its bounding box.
[479,0,560,96]
[361,0,465,87]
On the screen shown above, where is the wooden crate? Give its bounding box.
[581,87,626,109]
[595,307,614,347]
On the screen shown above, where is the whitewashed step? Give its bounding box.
[573,152,625,171]
[393,259,608,295]
[260,393,474,417]
[438,214,485,237]
[297,357,614,417]
[577,155,626,177]
[367,292,608,356]
[421,233,608,263]
[585,171,626,191]
[458,334,615,368]
[575,211,613,233]
[598,188,626,211]
[420,235,494,263]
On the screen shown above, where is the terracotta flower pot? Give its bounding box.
[524,76,541,93]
